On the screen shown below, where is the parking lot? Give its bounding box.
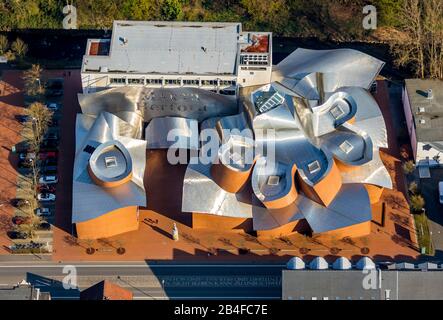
[419,168,443,260]
[0,69,68,253]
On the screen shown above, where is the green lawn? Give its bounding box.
[414,212,434,256]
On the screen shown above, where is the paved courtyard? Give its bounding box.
[0,70,24,254]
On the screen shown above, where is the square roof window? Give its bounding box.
[104,156,117,168]
[307,160,321,174]
[330,105,345,120]
[339,140,354,154]
[267,175,280,186]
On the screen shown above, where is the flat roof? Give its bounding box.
[405,79,443,142]
[83,20,241,75]
[283,270,443,300]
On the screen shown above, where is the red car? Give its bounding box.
[12,216,30,225]
[38,184,56,193]
[39,151,58,160]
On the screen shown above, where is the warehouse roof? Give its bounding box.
[283,270,443,300]
[405,79,443,142]
[83,20,241,75]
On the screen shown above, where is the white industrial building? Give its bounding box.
[403,79,443,167]
[81,21,272,94]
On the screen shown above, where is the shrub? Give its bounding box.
[410,194,425,212]
[403,160,415,174]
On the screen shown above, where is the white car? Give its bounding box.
[46,103,59,111]
[36,207,51,217]
[439,182,443,204]
[39,175,58,184]
[37,193,56,202]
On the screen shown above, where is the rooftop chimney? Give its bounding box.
[427,89,434,99]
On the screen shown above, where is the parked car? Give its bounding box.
[49,119,59,127]
[7,231,28,240]
[36,207,52,217]
[44,158,58,167]
[39,175,58,184]
[38,222,51,230]
[10,198,31,208]
[18,159,33,168]
[45,79,63,97]
[439,182,443,204]
[46,132,59,140]
[46,103,60,111]
[12,216,30,225]
[39,151,58,160]
[15,115,30,123]
[38,184,56,193]
[43,165,57,174]
[41,139,58,150]
[37,193,56,202]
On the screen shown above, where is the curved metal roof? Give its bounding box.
[76,46,391,237]
[79,86,238,124]
[272,48,385,91]
[72,112,147,224]
[145,117,199,150]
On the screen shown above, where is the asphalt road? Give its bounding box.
[0,262,284,300]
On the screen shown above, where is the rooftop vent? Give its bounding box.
[427,89,434,99]
[419,106,426,113]
[267,175,280,186]
[420,119,426,125]
[118,37,128,46]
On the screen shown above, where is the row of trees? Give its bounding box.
[14,64,53,240]
[390,0,443,79]
[0,0,416,36]
[0,35,27,61]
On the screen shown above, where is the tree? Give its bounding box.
[161,0,182,20]
[26,102,53,143]
[16,214,41,239]
[403,160,415,174]
[391,0,443,79]
[410,194,425,212]
[408,181,418,194]
[0,35,8,54]
[23,64,44,97]
[11,38,28,59]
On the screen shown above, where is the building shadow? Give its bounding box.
[26,272,80,300]
[143,248,285,300]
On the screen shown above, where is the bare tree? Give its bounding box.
[25,102,53,143]
[0,35,8,54]
[391,0,443,79]
[23,64,44,97]
[11,38,27,59]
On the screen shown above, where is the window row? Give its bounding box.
[110,78,236,87]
